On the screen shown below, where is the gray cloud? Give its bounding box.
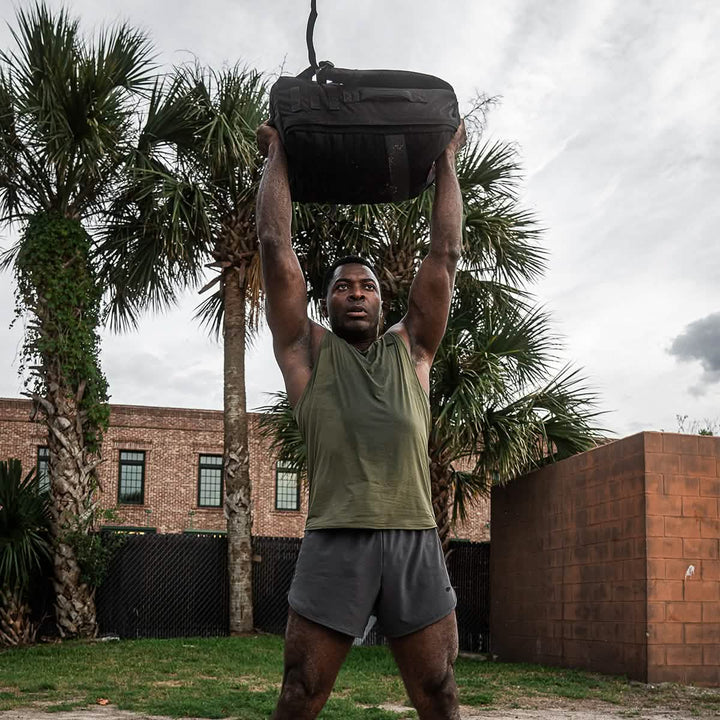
[669,312,720,386]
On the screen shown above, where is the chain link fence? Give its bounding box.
[94,533,490,650]
[96,532,229,638]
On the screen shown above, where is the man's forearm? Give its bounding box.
[257,140,292,253]
[430,149,463,262]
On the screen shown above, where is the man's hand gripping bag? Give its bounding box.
[268,0,460,206]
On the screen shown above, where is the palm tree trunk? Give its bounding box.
[223,265,254,634]
[42,381,99,638]
[430,450,453,554]
[15,214,108,639]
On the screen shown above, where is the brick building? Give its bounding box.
[0,397,490,541]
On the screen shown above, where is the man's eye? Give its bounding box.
[365,284,376,291]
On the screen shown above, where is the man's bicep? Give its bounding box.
[404,252,456,358]
[261,242,311,348]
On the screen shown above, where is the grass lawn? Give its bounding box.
[0,635,718,719]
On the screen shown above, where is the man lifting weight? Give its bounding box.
[256,119,466,720]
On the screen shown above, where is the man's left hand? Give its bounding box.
[447,120,466,155]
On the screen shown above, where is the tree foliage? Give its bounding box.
[0,459,51,593]
[13,213,109,450]
[0,1,157,637]
[0,458,51,646]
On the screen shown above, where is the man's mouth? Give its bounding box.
[347,308,367,318]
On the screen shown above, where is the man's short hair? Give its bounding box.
[322,255,379,296]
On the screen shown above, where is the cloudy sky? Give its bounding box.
[1,0,718,438]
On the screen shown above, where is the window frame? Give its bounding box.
[118,450,146,505]
[197,453,223,508]
[37,446,50,494]
[274,461,300,511]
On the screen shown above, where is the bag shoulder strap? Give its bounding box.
[306,0,318,72]
[298,0,324,80]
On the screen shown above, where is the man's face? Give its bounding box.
[324,264,382,341]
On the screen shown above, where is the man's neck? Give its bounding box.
[332,329,380,353]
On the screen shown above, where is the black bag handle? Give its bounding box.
[306,0,318,72]
[300,1,453,93]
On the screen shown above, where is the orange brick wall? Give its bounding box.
[491,432,720,686]
[491,434,648,679]
[644,432,719,686]
[0,397,489,541]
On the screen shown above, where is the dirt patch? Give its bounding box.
[0,701,717,720]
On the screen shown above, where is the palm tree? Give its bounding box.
[259,127,603,549]
[102,64,267,633]
[0,2,156,636]
[0,459,52,646]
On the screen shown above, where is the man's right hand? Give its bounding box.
[257,122,281,158]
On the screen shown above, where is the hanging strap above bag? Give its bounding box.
[269,0,461,204]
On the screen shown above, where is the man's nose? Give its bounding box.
[349,286,364,299]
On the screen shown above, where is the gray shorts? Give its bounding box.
[288,528,456,638]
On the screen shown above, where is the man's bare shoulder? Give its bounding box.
[384,321,429,365]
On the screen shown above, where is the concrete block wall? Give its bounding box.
[644,433,719,686]
[491,432,720,686]
[491,434,648,679]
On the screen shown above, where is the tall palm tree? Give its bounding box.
[0,2,156,636]
[0,459,51,646]
[260,127,603,549]
[102,64,267,633]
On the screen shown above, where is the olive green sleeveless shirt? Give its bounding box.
[294,330,436,530]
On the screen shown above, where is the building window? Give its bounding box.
[275,461,299,511]
[37,446,50,493]
[198,454,223,508]
[118,450,145,504]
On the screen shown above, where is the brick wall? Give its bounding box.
[644,432,719,686]
[491,432,720,686]
[0,398,308,537]
[0,397,489,541]
[491,434,648,679]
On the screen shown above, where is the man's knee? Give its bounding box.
[423,663,458,704]
[416,655,459,718]
[278,663,330,711]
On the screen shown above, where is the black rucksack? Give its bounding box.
[268,2,460,205]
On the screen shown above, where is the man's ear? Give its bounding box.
[320,298,328,318]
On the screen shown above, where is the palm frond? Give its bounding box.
[0,458,52,594]
[193,288,224,339]
[0,2,158,220]
[451,469,491,525]
[255,393,307,479]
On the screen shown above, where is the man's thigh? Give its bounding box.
[388,611,460,718]
[282,609,354,683]
[272,610,354,720]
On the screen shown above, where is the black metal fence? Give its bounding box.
[96,532,229,638]
[252,536,302,636]
[96,534,490,651]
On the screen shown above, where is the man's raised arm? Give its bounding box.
[400,122,466,367]
[256,124,315,402]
